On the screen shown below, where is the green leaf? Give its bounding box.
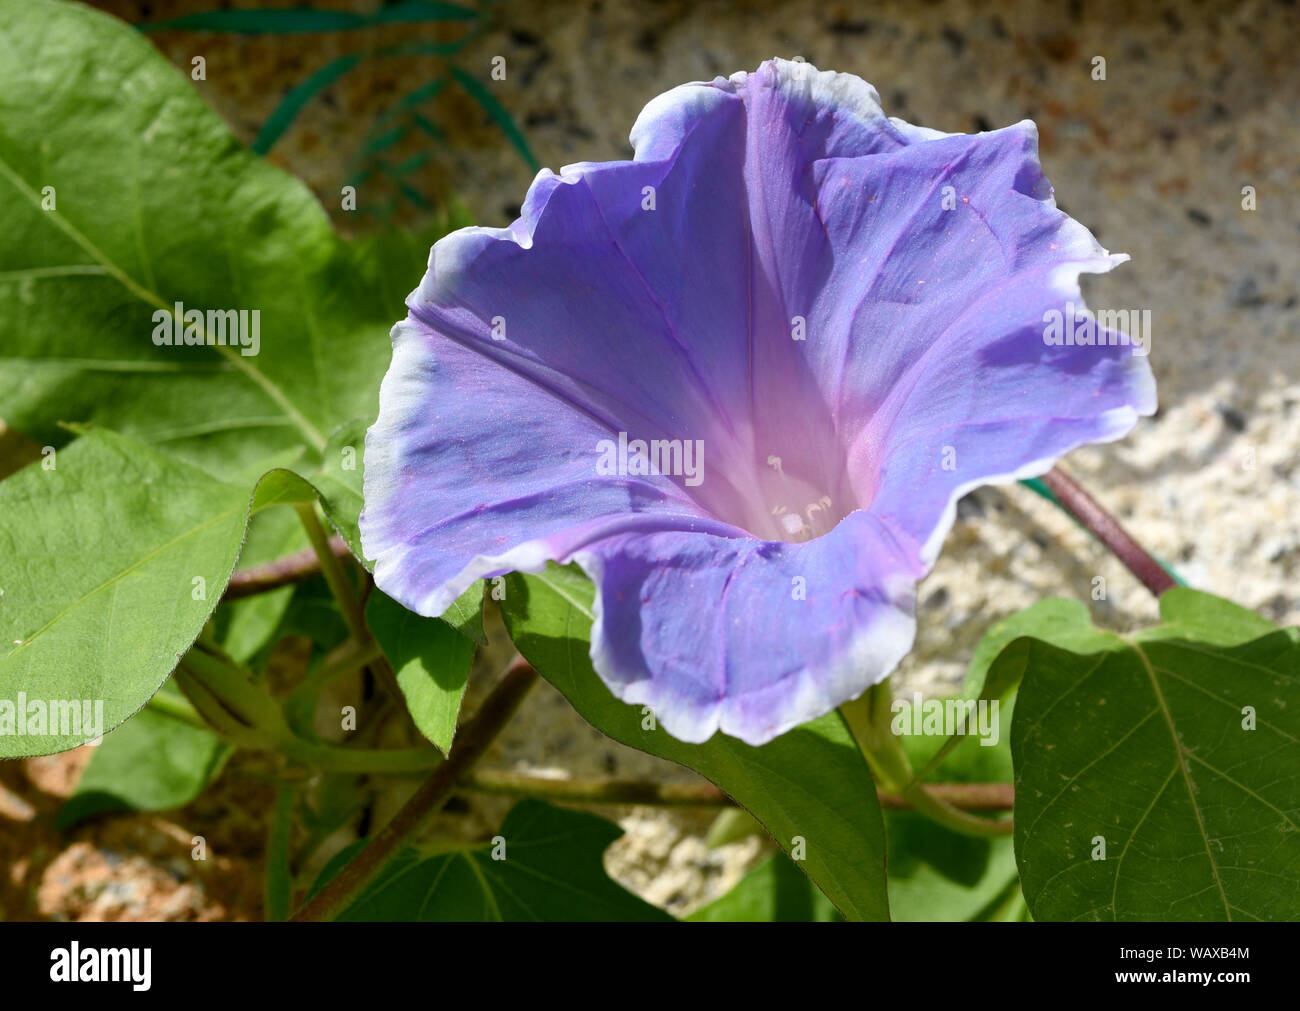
[0,0,447,481]
[312,799,673,921]
[57,678,230,828]
[886,811,1022,921]
[442,581,488,644]
[0,430,252,757]
[961,598,1113,703]
[704,806,763,849]
[501,564,890,922]
[1146,586,1278,646]
[1004,589,1300,921]
[269,578,351,652]
[688,853,842,922]
[249,467,319,511]
[365,591,474,753]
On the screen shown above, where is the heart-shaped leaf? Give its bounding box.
[1003,589,1300,921]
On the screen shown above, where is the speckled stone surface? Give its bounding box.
[84,0,1300,915]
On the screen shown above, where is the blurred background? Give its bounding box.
[3,0,1297,920]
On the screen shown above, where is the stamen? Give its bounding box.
[764,457,836,542]
[805,496,833,537]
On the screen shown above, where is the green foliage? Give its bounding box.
[312,800,673,921]
[0,0,454,478]
[265,785,298,922]
[0,430,253,756]
[999,589,1299,921]
[58,679,230,828]
[0,0,467,757]
[212,508,306,664]
[688,853,843,922]
[366,590,474,753]
[139,2,480,35]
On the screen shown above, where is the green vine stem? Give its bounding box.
[840,682,1013,838]
[174,663,281,751]
[143,688,209,730]
[895,780,1014,836]
[287,740,443,775]
[291,654,539,922]
[293,503,369,642]
[293,502,407,707]
[141,679,1013,804]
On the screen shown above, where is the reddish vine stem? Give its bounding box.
[463,770,1013,812]
[877,781,1013,812]
[223,535,351,600]
[290,655,539,923]
[1040,466,1176,598]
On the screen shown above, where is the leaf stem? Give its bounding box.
[896,782,1014,836]
[294,503,368,641]
[174,663,280,750]
[144,689,210,731]
[878,782,1013,812]
[179,644,289,737]
[290,654,539,922]
[293,503,405,703]
[176,641,436,772]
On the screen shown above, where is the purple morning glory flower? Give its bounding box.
[361,59,1156,745]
